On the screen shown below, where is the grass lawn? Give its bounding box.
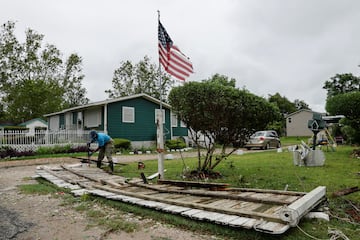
[115,145,359,239]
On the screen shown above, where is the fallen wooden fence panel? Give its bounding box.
[35,163,327,235]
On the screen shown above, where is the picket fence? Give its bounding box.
[0,129,90,152]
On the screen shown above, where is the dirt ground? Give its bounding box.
[0,154,221,240]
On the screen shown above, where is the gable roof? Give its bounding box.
[18,118,48,126]
[44,93,171,117]
[285,109,317,118]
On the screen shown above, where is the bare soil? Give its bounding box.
[0,155,220,240]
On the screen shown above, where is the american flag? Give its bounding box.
[158,21,193,81]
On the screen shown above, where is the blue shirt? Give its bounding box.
[95,133,111,147]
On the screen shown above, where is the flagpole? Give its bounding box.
[157,10,165,179]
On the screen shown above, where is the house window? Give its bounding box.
[49,115,59,131]
[84,108,101,127]
[72,112,77,125]
[155,109,165,124]
[122,107,135,123]
[171,113,178,127]
[180,120,186,127]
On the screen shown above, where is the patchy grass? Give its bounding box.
[70,196,139,234]
[18,177,67,195]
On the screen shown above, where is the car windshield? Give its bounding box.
[252,131,265,137]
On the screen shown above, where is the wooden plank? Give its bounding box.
[214,215,240,225]
[192,211,227,221]
[158,179,229,190]
[229,187,306,196]
[172,195,210,204]
[261,205,283,215]
[71,189,89,196]
[253,221,290,234]
[71,156,127,165]
[188,210,214,220]
[100,179,127,188]
[206,199,238,208]
[88,189,117,198]
[228,217,256,228]
[95,184,283,223]
[61,165,105,183]
[253,204,277,213]
[131,182,295,205]
[181,209,204,218]
[162,205,191,213]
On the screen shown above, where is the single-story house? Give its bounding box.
[285,109,321,137]
[44,93,188,148]
[18,118,48,135]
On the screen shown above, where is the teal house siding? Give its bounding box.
[172,126,188,137]
[107,97,171,141]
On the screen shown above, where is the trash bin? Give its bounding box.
[292,151,301,166]
[304,150,325,166]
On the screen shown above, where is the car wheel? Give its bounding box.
[277,142,281,148]
[246,147,251,150]
[264,143,269,150]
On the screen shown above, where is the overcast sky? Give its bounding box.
[2,0,360,112]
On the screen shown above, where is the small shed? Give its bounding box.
[285,109,321,137]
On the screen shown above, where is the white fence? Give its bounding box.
[0,129,90,152]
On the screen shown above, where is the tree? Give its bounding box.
[268,93,297,115]
[0,21,89,123]
[62,54,88,108]
[323,73,360,98]
[4,79,64,122]
[168,74,280,173]
[294,99,310,110]
[105,56,173,100]
[326,91,360,143]
[324,73,360,143]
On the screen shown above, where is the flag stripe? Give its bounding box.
[158,20,193,81]
[166,68,186,81]
[167,57,191,77]
[172,45,193,70]
[169,50,193,73]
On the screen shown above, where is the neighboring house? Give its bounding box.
[285,109,319,137]
[44,94,188,148]
[0,118,47,135]
[18,118,48,136]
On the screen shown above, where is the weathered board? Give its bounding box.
[35,163,327,234]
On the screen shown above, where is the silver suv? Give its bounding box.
[244,130,281,150]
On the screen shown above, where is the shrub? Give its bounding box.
[0,146,35,159]
[35,144,86,155]
[113,138,131,150]
[165,138,186,150]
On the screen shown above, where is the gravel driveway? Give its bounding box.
[0,153,221,240]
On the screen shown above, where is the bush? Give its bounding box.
[113,138,131,150]
[165,138,186,150]
[0,146,35,159]
[35,144,87,155]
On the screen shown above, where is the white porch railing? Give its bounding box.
[0,129,90,152]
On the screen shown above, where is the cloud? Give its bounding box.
[2,0,360,112]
